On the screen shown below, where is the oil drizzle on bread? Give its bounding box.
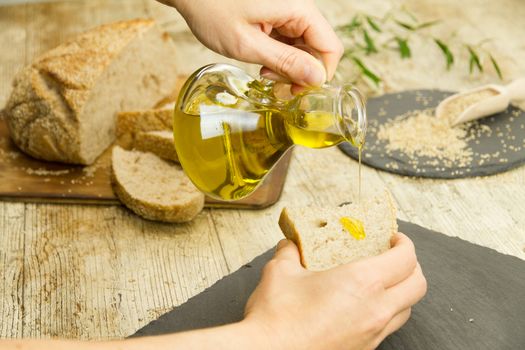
[340,216,366,240]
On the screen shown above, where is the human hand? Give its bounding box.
[159,0,343,91]
[243,233,427,350]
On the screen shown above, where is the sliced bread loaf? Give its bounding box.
[5,19,178,165]
[134,130,179,163]
[278,192,397,271]
[111,146,204,223]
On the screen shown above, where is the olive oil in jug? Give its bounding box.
[173,64,366,201]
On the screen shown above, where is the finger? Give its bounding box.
[376,308,412,344]
[274,239,302,263]
[269,30,296,45]
[290,84,307,95]
[272,82,295,100]
[385,263,427,311]
[244,28,326,87]
[301,11,344,80]
[344,233,418,288]
[260,67,291,83]
[271,15,341,81]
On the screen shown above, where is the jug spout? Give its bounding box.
[285,84,367,149]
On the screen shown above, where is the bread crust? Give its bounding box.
[278,208,308,267]
[6,66,82,162]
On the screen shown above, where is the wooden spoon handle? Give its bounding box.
[505,77,525,101]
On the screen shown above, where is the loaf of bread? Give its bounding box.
[5,19,178,165]
[111,146,204,223]
[279,192,397,271]
[134,130,179,163]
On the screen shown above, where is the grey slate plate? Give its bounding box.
[339,90,525,178]
[131,220,525,349]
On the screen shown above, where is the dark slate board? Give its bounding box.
[131,220,525,349]
[339,90,525,178]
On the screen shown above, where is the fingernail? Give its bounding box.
[260,70,290,83]
[303,59,327,86]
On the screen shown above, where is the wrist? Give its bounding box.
[125,319,280,350]
[241,316,287,350]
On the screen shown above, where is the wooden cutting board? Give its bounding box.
[0,116,292,209]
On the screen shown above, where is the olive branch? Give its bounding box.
[337,8,503,87]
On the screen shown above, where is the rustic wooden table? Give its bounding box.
[0,0,524,341]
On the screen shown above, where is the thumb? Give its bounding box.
[274,239,302,263]
[249,30,326,87]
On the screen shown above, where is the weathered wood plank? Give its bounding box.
[19,204,228,340]
[0,202,25,339]
[0,3,27,340]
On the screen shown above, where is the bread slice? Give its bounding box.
[115,75,186,148]
[111,146,204,223]
[116,108,172,148]
[134,130,179,163]
[5,19,178,165]
[278,192,397,271]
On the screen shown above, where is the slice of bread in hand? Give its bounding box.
[134,130,178,163]
[278,192,397,271]
[111,146,204,223]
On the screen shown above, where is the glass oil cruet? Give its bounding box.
[173,63,367,201]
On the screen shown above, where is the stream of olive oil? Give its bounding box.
[358,145,362,202]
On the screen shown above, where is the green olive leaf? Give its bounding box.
[434,39,454,70]
[338,14,361,34]
[467,46,483,73]
[490,54,503,79]
[395,20,416,31]
[363,29,378,54]
[395,37,411,58]
[416,20,440,29]
[366,16,382,32]
[351,56,382,86]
